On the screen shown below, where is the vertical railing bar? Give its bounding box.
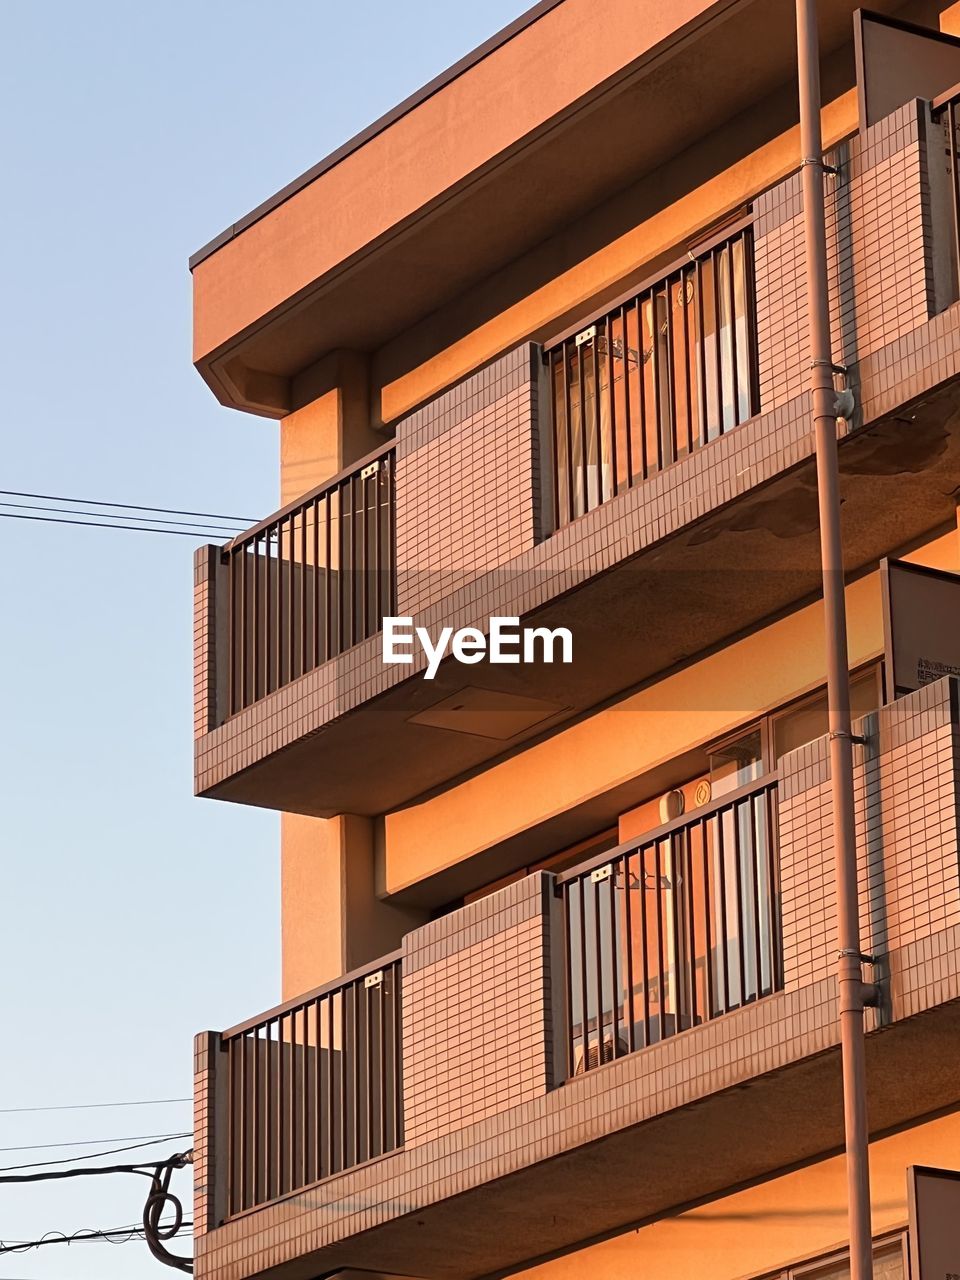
[578,878,589,1068]
[277,1013,286,1198]
[276,521,284,693]
[637,295,649,480]
[238,548,248,711]
[669,829,685,1032]
[685,826,699,1028]
[701,817,715,1020]
[365,982,374,1161]
[606,318,617,498]
[252,1026,262,1208]
[326,994,335,1178]
[264,1018,274,1202]
[549,349,561,531]
[732,800,747,1005]
[608,862,620,1054]
[253,535,261,703]
[949,102,960,301]
[377,978,387,1155]
[563,343,575,526]
[650,289,664,472]
[765,784,782,992]
[577,342,588,516]
[337,484,346,656]
[287,512,296,684]
[393,961,403,1149]
[654,839,667,1042]
[264,524,272,696]
[231,1039,241,1208]
[387,457,397,617]
[682,267,694,455]
[728,238,741,426]
[324,494,333,664]
[562,885,576,1079]
[352,983,362,1165]
[623,852,636,1053]
[621,306,634,488]
[750,793,764,1003]
[663,278,677,467]
[339,990,348,1172]
[288,1007,298,1193]
[743,228,761,416]
[696,257,709,446]
[713,247,724,435]
[639,844,650,1046]
[373,469,383,631]
[312,499,320,671]
[300,501,308,679]
[228,551,237,716]
[716,811,729,1012]
[592,873,604,1061]
[592,331,603,509]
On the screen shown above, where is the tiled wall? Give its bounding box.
[778,677,960,992]
[193,1031,218,1238]
[394,344,543,617]
[401,874,556,1147]
[193,546,219,739]
[755,100,933,414]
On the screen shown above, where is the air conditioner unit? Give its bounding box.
[574,1033,629,1074]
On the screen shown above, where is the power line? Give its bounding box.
[0,489,255,523]
[0,1222,194,1254]
[0,1134,194,1173]
[0,510,232,537]
[0,1095,191,1114]
[0,500,245,536]
[0,1131,192,1154]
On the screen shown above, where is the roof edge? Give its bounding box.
[188,0,565,271]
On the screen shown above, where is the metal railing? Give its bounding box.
[932,85,960,298]
[223,443,396,717]
[222,954,403,1216]
[545,221,759,530]
[557,775,780,1075]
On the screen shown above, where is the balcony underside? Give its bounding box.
[205,370,960,821]
[216,985,960,1280]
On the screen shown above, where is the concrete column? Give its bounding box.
[281,813,424,1001]
[281,350,382,505]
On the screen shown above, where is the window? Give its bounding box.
[547,222,758,530]
[759,1233,907,1280]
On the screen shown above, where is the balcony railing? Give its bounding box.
[557,775,780,1074]
[932,85,960,298]
[545,220,758,530]
[222,954,402,1217]
[223,443,396,717]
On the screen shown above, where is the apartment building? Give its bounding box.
[190,3,960,1279]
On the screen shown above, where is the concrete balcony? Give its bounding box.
[193,676,960,1280]
[193,97,960,820]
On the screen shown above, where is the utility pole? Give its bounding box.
[794,3,875,1279]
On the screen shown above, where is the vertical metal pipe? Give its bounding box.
[796,5,873,1278]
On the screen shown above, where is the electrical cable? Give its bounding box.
[0,1130,192,1154]
[0,1150,194,1272]
[0,489,255,523]
[0,510,234,537]
[0,1095,191,1114]
[0,1133,194,1173]
[0,500,245,536]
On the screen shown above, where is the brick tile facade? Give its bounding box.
[194,101,960,805]
[193,682,960,1280]
[755,101,933,413]
[401,874,555,1146]
[779,676,960,992]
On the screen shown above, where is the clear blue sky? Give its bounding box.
[0,3,523,1275]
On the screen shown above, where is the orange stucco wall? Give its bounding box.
[382,529,960,896]
[517,1109,960,1280]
